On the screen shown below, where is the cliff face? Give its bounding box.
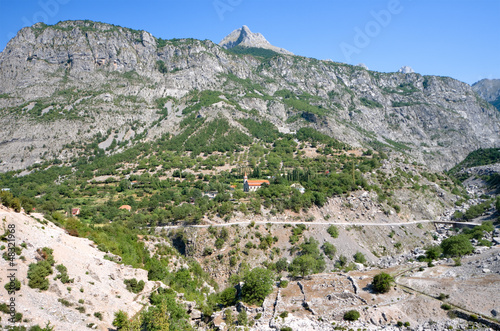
[0,20,499,172]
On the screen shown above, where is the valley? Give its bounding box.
[0,20,499,331]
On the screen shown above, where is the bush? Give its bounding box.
[322,242,336,260]
[425,245,442,260]
[327,225,339,238]
[279,311,289,319]
[215,237,224,249]
[441,303,452,310]
[371,272,394,293]
[279,280,289,288]
[238,309,248,326]
[27,260,53,290]
[343,309,360,321]
[353,251,366,264]
[275,257,288,272]
[0,303,10,313]
[4,278,21,292]
[112,310,129,330]
[123,278,145,293]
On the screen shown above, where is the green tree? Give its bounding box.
[124,278,145,293]
[343,309,360,321]
[289,254,317,278]
[241,267,274,305]
[113,310,130,330]
[275,257,288,272]
[425,245,442,260]
[147,258,167,281]
[353,251,366,264]
[440,234,474,257]
[289,237,326,277]
[218,287,237,307]
[371,272,394,293]
[141,301,170,331]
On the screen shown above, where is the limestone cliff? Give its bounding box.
[0,20,499,172]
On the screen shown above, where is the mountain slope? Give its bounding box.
[472,78,500,111]
[0,206,154,330]
[0,20,499,172]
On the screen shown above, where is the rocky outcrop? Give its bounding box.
[0,20,499,172]
[398,66,414,74]
[219,25,293,55]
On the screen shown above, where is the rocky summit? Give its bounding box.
[219,25,293,55]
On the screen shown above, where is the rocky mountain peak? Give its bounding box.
[472,78,500,102]
[398,66,415,74]
[219,25,293,55]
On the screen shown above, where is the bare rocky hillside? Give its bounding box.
[0,20,499,172]
[0,205,155,330]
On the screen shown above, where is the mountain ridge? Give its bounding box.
[472,78,500,111]
[0,20,498,173]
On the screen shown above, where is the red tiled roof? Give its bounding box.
[247,180,270,186]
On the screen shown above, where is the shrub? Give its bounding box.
[322,242,336,259]
[279,311,289,319]
[343,309,360,321]
[371,272,394,293]
[280,327,293,331]
[215,237,224,249]
[279,280,289,288]
[238,309,248,326]
[58,298,73,307]
[27,260,53,290]
[327,225,339,238]
[441,303,452,310]
[4,278,21,292]
[203,247,213,256]
[124,278,145,293]
[275,257,288,272]
[353,251,366,264]
[0,303,10,313]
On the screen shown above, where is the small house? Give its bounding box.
[243,173,270,192]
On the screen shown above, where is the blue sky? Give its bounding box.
[0,0,498,84]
